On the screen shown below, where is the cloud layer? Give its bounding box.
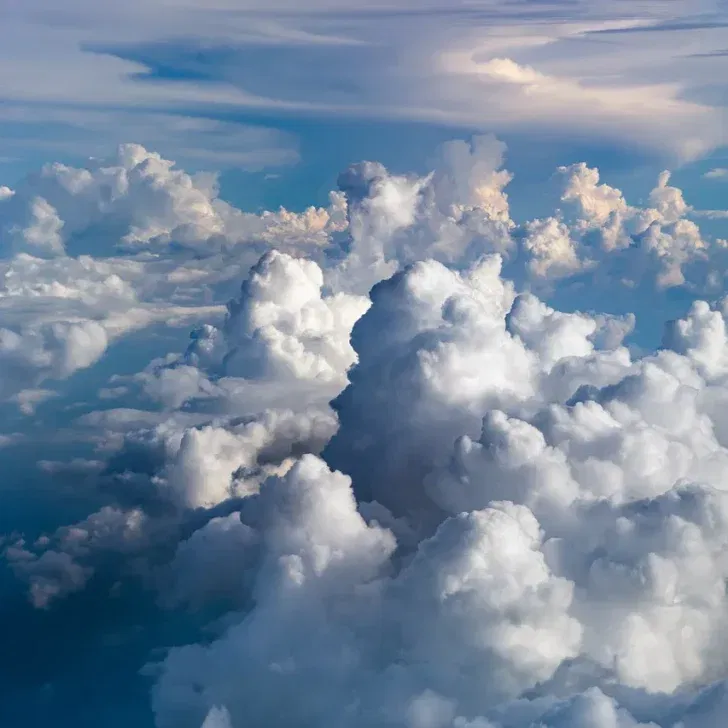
[4,135,728,728]
[3,0,728,165]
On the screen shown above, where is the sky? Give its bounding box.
[4,1,728,727]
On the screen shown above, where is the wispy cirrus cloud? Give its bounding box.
[1,0,728,167]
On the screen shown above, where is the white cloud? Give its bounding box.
[223,251,369,384]
[143,268,728,728]
[0,145,356,403]
[439,54,719,161]
[704,168,728,180]
[2,1,728,161]
[521,217,584,279]
[5,134,728,727]
[158,409,338,509]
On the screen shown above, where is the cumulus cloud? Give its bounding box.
[200,707,232,728]
[545,163,720,291]
[0,143,336,259]
[328,135,514,294]
[143,264,728,728]
[156,409,338,509]
[6,135,728,728]
[0,145,356,404]
[222,251,368,385]
[130,248,370,417]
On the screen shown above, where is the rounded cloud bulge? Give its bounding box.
[6,134,728,728]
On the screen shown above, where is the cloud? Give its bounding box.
[144,266,728,728]
[3,1,728,163]
[0,319,109,398]
[5,547,93,609]
[6,134,728,728]
[129,247,370,417]
[223,251,368,384]
[0,144,356,405]
[156,409,338,509]
[439,54,718,161]
[704,167,728,180]
[200,707,232,728]
[328,134,515,294]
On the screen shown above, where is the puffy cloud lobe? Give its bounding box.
[7,196,65,257]
[559,162,629,232]
[429,135,512,222]
[0,319,108,396]
[564,485,728,694]
[330,160,432,293]
[0,144,325,257]
[159,409,337,509]
[223,250,369,384]
[133,250,369,415]
[0,145,204,257]
[325,255,532,518]
[96,406,338,512]
[200,707,233,728]
[554,163,715,291]
[424,410,579,529]
[329,135,515,294]
[521,217,584,280]
[392,504,581,709]
[0,252,147,399]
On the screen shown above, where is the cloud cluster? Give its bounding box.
[0,144,354,405]
[5,136,728,728]
[329,135,514,294]
[0,143,341,259]
[144,262,728,728]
